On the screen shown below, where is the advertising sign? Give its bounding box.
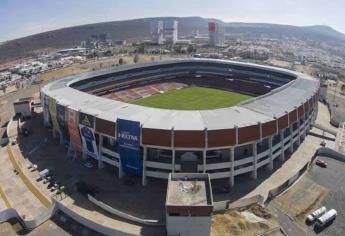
[49,98,60,132]
[79,124,98,158]
[67,108,82,151]
[79,112,98,158]
[117,119,142,176]
[56,104,69,145]
[43,95,52,128]
[79,112,94,127]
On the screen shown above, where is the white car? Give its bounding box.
[83,162,93,169]
[307,206,327,222]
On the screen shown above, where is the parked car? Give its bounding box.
[316,159,327,168]
[307,206,327,223]
[316,209,337,227]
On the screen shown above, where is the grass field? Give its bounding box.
[131,87,252,110]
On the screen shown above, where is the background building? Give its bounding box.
[150,20,178,44]
[163,20,178,44]
[208,22,225,47]
[150,21,164,44]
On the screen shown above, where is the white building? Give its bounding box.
[150,20,178,44]
[13,97,33,118]
[163,20,178,44]
[150,21,164,45]
[208,22,225,47]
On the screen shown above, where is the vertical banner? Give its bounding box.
[49,98,60,132]
[43,95,52,128]
[57,104,69,145]
[117,119,142,176]
[67,108,82,151]
[79,112,98,158]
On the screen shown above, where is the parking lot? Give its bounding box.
[270,155,345,236]
[307,156,345,235]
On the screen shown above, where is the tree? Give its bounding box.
[187,45,195,54]
[133,54,139,63]
[119,58,124,65]
[138,44,145,54]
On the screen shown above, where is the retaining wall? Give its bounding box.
[6,145,52,208]
[88,194,164,226]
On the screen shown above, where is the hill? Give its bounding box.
[0,16,345,63]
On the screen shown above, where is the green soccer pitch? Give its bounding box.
[130,86,252,110]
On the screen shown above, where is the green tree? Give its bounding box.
[138,44,145,54]
[187,45,195,54]
[133,54,139,63]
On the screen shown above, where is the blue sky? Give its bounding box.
[0,0,344,42]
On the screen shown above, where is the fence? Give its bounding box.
[266,162,309,202]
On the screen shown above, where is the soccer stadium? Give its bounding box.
[41,58,320,186]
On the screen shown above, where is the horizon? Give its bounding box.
[1,16,341,43]
[1,0,345,42]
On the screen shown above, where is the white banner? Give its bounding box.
[79,124,98,158]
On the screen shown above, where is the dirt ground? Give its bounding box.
[38,54,178,82]
[293,64,319,76]
[0,222,17,236]
[271,174,328,229]
[211,204,281,236]
[267,59,293,69]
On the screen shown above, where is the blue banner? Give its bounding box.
[117,119,142,176]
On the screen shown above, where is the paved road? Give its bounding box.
[268,204,305,236]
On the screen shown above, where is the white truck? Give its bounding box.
[316,209,337,227]
[306,206,327,222]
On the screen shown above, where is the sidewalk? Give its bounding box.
[243,133,320,201]
[242,102,337,201]
[0,148,47,220]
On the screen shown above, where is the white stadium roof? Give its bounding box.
[42,58,319,131]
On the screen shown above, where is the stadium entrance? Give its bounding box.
[180,152,198,173]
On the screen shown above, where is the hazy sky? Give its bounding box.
[0,0,344,42]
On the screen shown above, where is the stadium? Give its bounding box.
[41,58,320,186]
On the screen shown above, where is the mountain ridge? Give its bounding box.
[0,16,344,63]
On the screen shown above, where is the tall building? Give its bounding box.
[150,20,178,44]
[150,21,164,44]
[208,22,225,46]
[163,20,178,44]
